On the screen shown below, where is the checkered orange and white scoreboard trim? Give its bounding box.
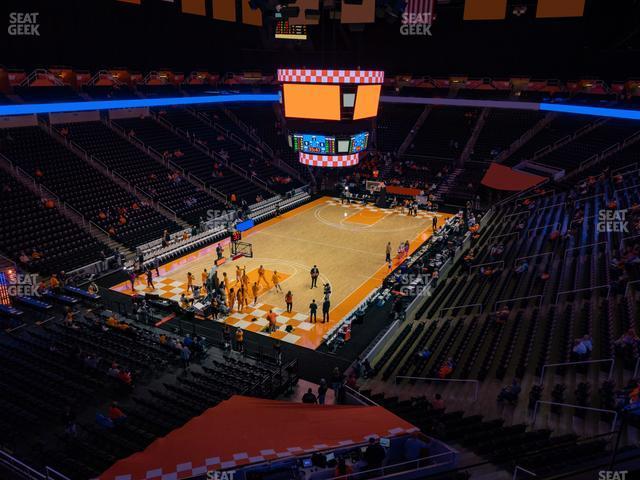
[299,152,359,168]
[277,69,384,84]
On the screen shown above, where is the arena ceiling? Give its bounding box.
[1,0,638,79]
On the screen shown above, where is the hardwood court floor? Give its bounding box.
[111,197,452,349]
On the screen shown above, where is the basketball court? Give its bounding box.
[111,197,452,349]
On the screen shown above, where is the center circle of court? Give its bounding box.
[248,257,332,289]
[314,203,431,233]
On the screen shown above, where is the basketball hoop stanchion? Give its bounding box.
[231,241,253,259]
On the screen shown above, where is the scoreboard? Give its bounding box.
[292,134,336,154]
[350,132,369,153]
[275,21,308,40]
[278,68,384,167]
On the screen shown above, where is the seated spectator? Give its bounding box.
[19,250,31,264]
[514,260,529,275]
[438,358,454,379]
[571,339,588,361]
[496,305,510,324]
[497,379,521,404]
[490,243,504,258]
[615,328,640,356]
[118,368,133,385]
[108,401,127,425]
[431,393,445,414]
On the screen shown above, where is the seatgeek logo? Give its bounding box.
[8,12,40,36]
[7,273,40,297]
[597,209,629,233]
[400,13,432,36]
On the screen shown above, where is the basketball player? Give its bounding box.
[252,281,260,306]
[235,265,242,285]
[222,272,230,297]
[186,272,194,292]
[228,288,235,311]
[432,215,438,232]
[272,271,283,293]
[201,269,208,288]
[385,242,392,263]
[241,267,249,290]
[258,265,269,288]
[238,285,249,312]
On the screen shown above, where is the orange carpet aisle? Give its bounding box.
[98,395,418,480]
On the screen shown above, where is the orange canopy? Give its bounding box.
[98,395,417,480]
[481,162,546,191]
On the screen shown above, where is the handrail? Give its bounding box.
[329,451,457,480]
[68,140,88,159]
[0,448,46,480]
[188,174,205,188]
[504,210,532,218]
[111,170,129,184]
[526,222,560,234]
[532,400,617,432]
[158,201,178,220]
[624,279,640,297]
[513,465,538,479]
[232,163,247,176]
[89,154,109,172]
[438,303,482,315]
[495,294,543,310]
[394,376,480,401]
[612,162,638,175]
[168,160,185,175]
[539,358,615,386]
[515,251,554,263]
[343,385,380,406]
[555,284,610,304]
[110,120,125,134]
[622,130,640,147]
[134,185,152,201]
[489,231,520,240]
[469,260,504,272]
[89,220,110,237]
[63,202,86,226]
[251,173,268,189]
[565,241,608,254]
[147,145,163,160]
[39,185,59,203]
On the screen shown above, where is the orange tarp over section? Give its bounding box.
[98,395,417,480]
[386,185,423,197]
[481,162,546,192]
